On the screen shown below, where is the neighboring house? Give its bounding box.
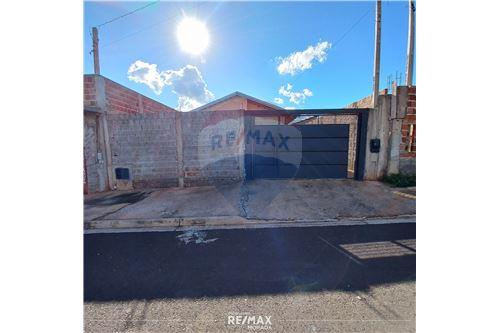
[193,91,294,125]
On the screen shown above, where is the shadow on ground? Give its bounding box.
[84,223,415,302]
[85,191,151,207]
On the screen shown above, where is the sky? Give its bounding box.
[84,1,416,111]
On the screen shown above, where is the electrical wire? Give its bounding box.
[99,2,205,49]
[97,1,158,28]
[330,9,371,50]
[97,4,370,53]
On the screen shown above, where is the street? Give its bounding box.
[85,223,415,332]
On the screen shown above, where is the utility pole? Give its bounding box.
[405,0,415,86]
[372,0,382,108]
[92,27,100,75]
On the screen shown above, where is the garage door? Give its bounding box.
[245,124,349,179]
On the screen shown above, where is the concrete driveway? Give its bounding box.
[85,223,416,332]
[85,179,415,231]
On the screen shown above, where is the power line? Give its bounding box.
[99,12,178,49]
[100,21,163,48]
[331,9,371,49]
[97,1,158,28]
[100,2,206,49]
[98,4,370,52]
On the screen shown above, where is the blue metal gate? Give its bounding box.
[245,124,350,179]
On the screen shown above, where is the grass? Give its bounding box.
[383,173,416,187]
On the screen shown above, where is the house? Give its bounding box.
[193,91,294,125]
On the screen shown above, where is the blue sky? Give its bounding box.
[84,1,415,110]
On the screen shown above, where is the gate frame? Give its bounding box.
[244,108,370,181]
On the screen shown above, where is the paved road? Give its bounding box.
[85,223,415,332]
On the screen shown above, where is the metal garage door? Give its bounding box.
[245,124,349,179]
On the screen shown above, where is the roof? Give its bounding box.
[192,91,286,112]
[289,115,315,124]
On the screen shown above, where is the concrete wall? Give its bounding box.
[344,88,389,109]
[84,75,177,193]
[107,112,179,189]
[84,76,248,192]
[363,95,392,180]
[84,113,107,192]
[181,110,245,186]
[347,85,416,180]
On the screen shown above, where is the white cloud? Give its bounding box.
[127,61,214,111]
[274,97,284,105]
[162,65,214,111]
[278,83,313,105]
[127,60,165,95]
[277,41,332,75]
[303,88,313,97]
[284,106,296,110]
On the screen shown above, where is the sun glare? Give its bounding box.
[176,17,210,56]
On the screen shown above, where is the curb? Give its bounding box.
[84,214,416,234]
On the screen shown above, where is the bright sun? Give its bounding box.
[176,17,210,56]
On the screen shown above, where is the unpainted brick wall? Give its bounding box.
[181,110,245,186]
[84,75,96,107]
[107,112,179,188]
[399,86,416,174]
[104,78,176,114]
[400,86,416,158]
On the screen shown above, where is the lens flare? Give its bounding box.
[176,17,210,56]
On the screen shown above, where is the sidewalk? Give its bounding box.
[84,179,416,233]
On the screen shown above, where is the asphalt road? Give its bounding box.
[85,223,416,332]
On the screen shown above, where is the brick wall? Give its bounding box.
[107,112,179,189]
[104,77,176,114]
[84,75,96,107]
[181,110,245,186]
[399,86,416,174]
[83,74,176,114]
[400,86,416,157]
